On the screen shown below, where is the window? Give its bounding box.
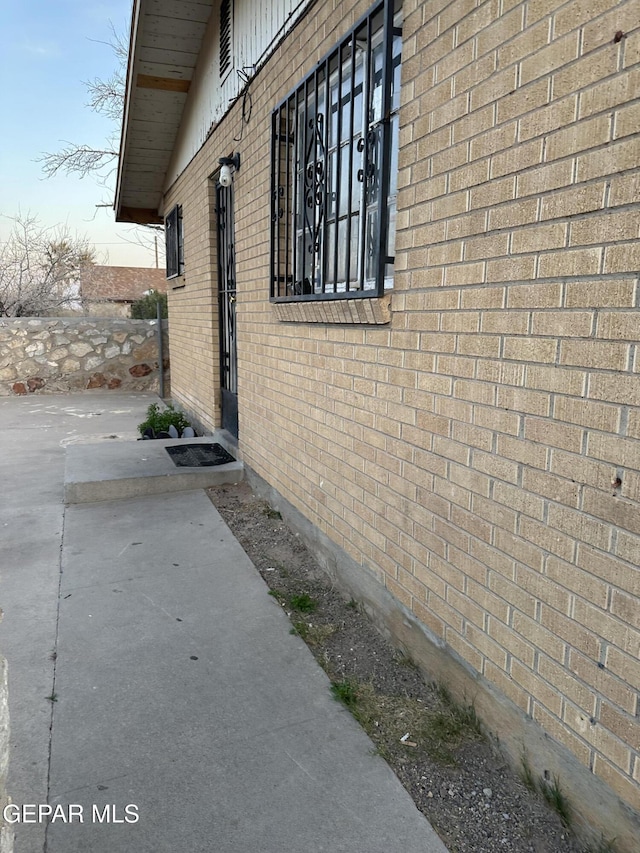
[165,204,184,279]
[219,0,232,79]
[270,0,402,301]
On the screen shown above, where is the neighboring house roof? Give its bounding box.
[81,266,167,304]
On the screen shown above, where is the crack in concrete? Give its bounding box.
[43,509,66,853]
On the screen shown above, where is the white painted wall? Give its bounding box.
[167,0,313,186]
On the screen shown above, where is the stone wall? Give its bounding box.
[0,318,169,396]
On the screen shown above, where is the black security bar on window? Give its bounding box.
[270,0,402,301]
[165,204,184,279]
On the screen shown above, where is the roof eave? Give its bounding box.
[114,0,213,225]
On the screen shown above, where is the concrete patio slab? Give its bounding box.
[64,436,243,504]
[47,490,448,853]
[0,392,449,853]
[0,392,156,853]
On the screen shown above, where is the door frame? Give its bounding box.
[216,181,238,439]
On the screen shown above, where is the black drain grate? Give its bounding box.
[165,443,235,468]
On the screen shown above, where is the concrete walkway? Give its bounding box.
[0,392,448,853]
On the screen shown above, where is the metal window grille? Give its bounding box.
[220,0,232,78]
[165,204,184,279]
[270,0,402,301]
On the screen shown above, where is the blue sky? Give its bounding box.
[0,1,158,267]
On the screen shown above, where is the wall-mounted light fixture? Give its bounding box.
[218,152,241,187]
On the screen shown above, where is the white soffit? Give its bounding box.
[115,0,214,223]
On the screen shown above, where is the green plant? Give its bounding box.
[433,684,482,734]
[540,774,572,827]
[262,505,282,519]
[331,679,360,708]
[46,692,58,702]
[317,652,332,674]
[519,751,537,792]
[404,684,484,765]
[434,682,454,706]
[397,653,419,670]
[291,620,335,646]
[288,593,317,613]
[137,402,191,436]
[329,675,486,766]
[131,290,167,319]
[290,620,308,640]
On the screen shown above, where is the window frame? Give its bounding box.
[270,0,401,302]
[165,204,184,280]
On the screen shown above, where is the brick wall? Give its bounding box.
[164,179,220,432]
[396,0,640,818]
[165,0,639,844]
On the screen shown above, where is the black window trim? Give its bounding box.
[270,0,401,303]
[165,204,184,280]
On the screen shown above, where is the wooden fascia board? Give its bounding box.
[136,74,191,93]
[115,0,143,221]
[117,206,164,225]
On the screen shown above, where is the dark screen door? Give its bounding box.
[216,183,238,438]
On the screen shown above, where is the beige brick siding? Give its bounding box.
[394,0,640,816]
[164,0,640,840]
[164,180,220,432]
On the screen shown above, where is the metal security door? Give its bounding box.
[216,183,238,438]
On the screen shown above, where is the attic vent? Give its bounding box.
[220,0,232,78]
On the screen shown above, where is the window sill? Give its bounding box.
[273,294,391,325]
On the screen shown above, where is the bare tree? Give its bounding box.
[0,214,96,317]
[39,26,127,186]
[38,26,165,265]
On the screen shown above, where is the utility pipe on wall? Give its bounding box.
[156,300,165,399]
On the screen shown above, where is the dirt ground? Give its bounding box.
[207,481,610,853]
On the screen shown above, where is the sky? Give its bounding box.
[0,0,159,268]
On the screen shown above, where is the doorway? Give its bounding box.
[216,182,238,438]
